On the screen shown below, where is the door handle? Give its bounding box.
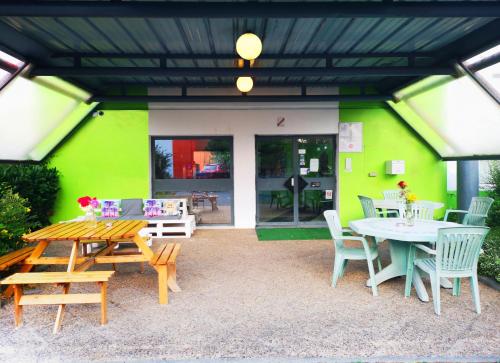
[284,176,307,193]
[284,176,294,193]
[297,176,308,192]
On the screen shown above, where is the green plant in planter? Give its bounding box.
[0,185,34,256]
[0,163,59,227]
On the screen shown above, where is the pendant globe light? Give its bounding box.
[236,33,262,60]
[236,76,253,93]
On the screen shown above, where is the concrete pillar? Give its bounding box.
[457,160,479,211]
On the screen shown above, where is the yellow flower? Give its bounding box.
[26,208,31,212]
[407,193,417,203]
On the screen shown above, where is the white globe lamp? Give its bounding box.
[236,33,262,60]
[236,77,253,93]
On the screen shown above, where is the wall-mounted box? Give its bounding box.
[386,160,405,175]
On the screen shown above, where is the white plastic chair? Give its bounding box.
[359,195,399,218]
[398,201,436,220]
[406,226,490,315]
[323,210,381,296]
[382,190,402,200]
[444,197,494,226]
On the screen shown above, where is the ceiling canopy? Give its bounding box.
[0,0,498,101]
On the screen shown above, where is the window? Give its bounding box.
[153,138,231,179]
[0,49,25,91]
[463,44,500,101]
[151,136,234,225]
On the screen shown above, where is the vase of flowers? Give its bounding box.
[397,181,417,226]
[77,196,99,228]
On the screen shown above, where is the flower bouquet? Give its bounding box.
[397,181,417,226]
[77,196,99,227]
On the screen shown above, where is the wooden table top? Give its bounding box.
[23,220,148,242]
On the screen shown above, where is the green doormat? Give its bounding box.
[256,228,331,241]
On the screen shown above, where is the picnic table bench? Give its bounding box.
[0,247,35,272]
[5,220,182,333]
[0,247,36,300]
[1,271,114,328]
[151,242,181,304]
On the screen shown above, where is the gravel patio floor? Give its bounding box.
[0,229,499,362]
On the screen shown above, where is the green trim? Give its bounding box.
[98,86,148,110]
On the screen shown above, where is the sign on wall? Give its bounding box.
[339,122,363,152]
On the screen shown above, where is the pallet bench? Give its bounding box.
[143,215,196,238]
[0,271,114,331]
[151,243,181,304]
[0,247,36,301]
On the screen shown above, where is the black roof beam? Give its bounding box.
[51,52,433,61]
[101,80,375,89]
[0,22,51,64]
[89,94,392,103]
[31,66,454,78]
[381,19,500,94]
[1,1,499,18]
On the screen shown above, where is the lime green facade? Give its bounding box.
[338,104,447,225]
[48,100,447,225]
[49,110,150,222]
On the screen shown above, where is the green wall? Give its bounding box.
[49,110,149,222]
[46,94,447,226]
[338,101,447,226]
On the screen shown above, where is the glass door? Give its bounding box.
[256,135,335,226]
[256,137,295,223]
[296,136,335,223]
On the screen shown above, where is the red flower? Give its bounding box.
[77,196,92,207]
[398,181,407,189]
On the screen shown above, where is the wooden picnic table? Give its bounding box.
[21,220,156,333]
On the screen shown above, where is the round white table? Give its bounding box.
[372,199,444,211]
[348,218,460,301]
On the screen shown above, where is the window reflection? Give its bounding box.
[154,191,232,225]
[154,138,231,179]
[299,190,334,222]
[258,191,294,222]
[257,138,293,178]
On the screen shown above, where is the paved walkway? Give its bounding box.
[1,229,499,362]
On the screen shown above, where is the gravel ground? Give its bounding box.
[0,229,499,363]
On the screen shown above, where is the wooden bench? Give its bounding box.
[0,247,36,301]
[0,247,35,272]
[151,243,181,304]
[0,271,114,331]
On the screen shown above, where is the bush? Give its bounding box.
[0,185,34,256]
[478,161,500,282]
[486,161,500,227]
[0,163,59,227]
[479,227,500,282]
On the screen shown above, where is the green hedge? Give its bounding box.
[0,185,34,255]
[486,161,500,228]
[479,227,500,282]
[0,163,59,227]
[481,161,500,282]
